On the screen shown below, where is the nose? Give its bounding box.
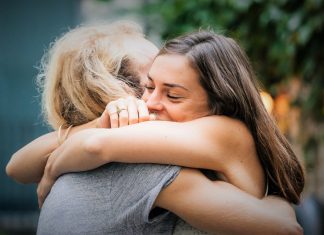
[144,90,164,112]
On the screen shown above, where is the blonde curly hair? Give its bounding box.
[37,21,156,129]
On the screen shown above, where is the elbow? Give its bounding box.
[5,161,15,179]
[284,222,303,235]
[6,158,27,184]
[291,223,303,235]
[84,134,107,160]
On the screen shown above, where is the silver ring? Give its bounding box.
[117,107,127,114]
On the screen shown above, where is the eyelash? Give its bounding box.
[167,95,181,99]
[144,85,182,100]
[144,85,154,91]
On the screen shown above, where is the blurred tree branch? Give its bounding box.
[144,0,323,171]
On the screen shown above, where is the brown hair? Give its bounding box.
[37,21,147,129]
[159,31,304,204]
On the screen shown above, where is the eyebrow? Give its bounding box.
[147,74,189,91]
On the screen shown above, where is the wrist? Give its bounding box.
[57,124,73,145]
[45,155,60,180]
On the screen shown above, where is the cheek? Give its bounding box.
[166,105,191,122]
[171,104,208,122]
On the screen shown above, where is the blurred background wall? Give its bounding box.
[0,0,81,234]
[0,0,323,234]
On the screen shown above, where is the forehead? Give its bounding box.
[149,54,200,88]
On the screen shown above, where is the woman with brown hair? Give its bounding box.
[40,30,304,204]
[7,24,303,234]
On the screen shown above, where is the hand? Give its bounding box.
[103,96,154,128]
[37,155,56,208]
[36,128,106,209]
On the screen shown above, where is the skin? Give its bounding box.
[6,37,158,184]
[6,40,302,235]
[35,54,300,234]
[98,54,265,197]
[142,54,210,122]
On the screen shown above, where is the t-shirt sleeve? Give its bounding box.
[110,163,181,228]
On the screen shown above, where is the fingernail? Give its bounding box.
[149,113,157,121]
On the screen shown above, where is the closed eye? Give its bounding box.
[167,95,182,99]
[144,85,155,91]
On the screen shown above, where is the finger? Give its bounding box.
[38,197,43,209]
[118,109,128,127]
[117,98,128,127]
[38,182,52,209]
[110,113,119,128]
[38,194,45,209]
[106,102,119,128]
[37,183,45,209]
[136,100,150,122]
[99,110,111,128]
[127,97,139,125]
[37,186,42,208]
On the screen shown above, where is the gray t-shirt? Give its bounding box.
[37,163,181,235]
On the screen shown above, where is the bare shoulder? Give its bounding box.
[189,115,255,151]
[190,116,265,197]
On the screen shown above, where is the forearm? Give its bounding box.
[43,121,209,179]
[85,120,225,171]
[156,169,302,235]
[45,119,204,183]
[46,128,109,179]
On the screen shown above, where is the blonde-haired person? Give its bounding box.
[7,22,302,234]
[41,21,152,129]
[7,21,157,183]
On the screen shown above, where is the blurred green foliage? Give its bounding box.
[142,0,324,169]
[145,0,323,121]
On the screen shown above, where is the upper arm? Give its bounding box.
[6,131,58,183]
[155,168,302,235]
[6,119,98,184]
